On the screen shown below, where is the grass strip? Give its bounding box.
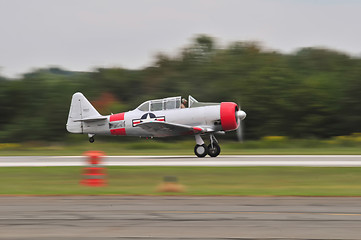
[1,147,361,156]
[1,166,361,196]
[1,139,361,156]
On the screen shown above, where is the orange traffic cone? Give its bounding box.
[80,151,106,187]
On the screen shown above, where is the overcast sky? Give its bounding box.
[0,0,360,77]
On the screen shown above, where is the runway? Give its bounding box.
[1,155,361,167]
[0,196,360,239]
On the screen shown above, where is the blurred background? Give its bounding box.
[1,3,361,238]
[0,0,360,147]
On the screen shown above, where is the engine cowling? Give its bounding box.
[220,102,239,131]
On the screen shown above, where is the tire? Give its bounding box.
[208,143,221,157]
[89,137,95,143]
[194,144,208,158]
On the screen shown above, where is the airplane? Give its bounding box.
[66,92,246,157]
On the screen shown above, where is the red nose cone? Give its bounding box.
[220,102,239,131]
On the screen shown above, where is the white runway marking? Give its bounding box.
[48,155,361,158]
[0,155,361,167]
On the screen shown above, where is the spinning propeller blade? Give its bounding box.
[236,102,246,142]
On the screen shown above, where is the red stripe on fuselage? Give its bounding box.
[110,128,126,135]
[110,113,125,122]
[110,113,126,135]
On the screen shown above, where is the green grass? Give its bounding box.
[1,138,361,156]
[1,166,361,196]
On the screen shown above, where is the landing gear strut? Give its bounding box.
[194,134,221,157]
[208,134,221,157]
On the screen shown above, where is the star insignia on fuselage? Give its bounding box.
[132,113,165,127]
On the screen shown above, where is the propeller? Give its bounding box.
[236,110,246,120]
[236,103,246,142]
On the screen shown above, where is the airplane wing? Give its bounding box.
[136,121,205,137]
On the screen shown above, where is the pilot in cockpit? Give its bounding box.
[181,98,188,108]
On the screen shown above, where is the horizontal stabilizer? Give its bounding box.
[73,116,108,122]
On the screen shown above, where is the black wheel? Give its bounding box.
[208,143,221,157]
[194,144,208,158]
[89,137,95,143]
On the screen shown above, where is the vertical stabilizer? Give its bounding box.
[66,92,102,133]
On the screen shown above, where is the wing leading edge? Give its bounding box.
[136,121,205,137]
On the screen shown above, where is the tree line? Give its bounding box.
[0,35,360,142]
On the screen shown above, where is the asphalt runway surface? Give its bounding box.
[0,196,361,239]
[1,155,361,167]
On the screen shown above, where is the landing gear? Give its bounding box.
[194,144,208,158]
[194,134,221,157]
[208,143,220,157]
[88,134,95,143]
[208,134,221,157]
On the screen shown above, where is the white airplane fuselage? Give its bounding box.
[83,105,222,137]
[66,92,246,157]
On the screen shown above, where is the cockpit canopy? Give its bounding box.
[137,96,182,111]
[136,95,214,111]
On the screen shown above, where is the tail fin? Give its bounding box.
[66,92,102,133]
